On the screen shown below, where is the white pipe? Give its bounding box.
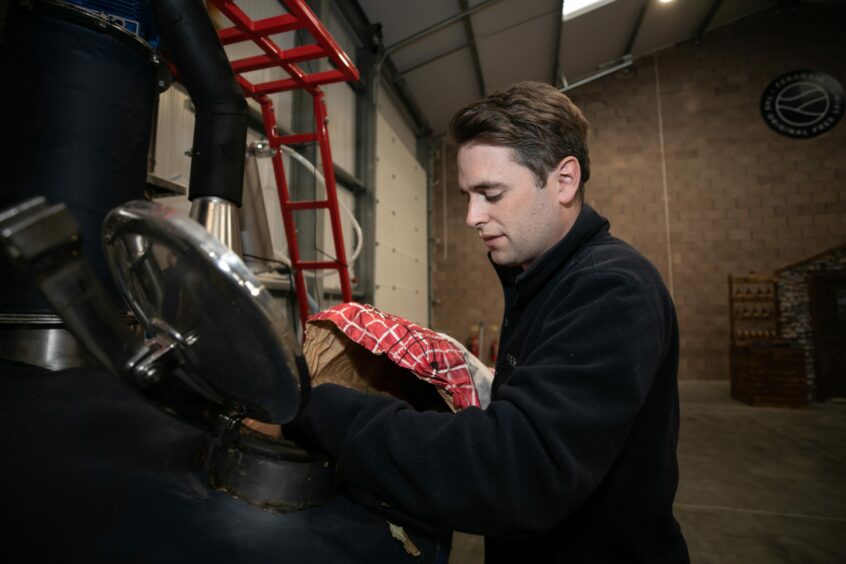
[654,54,675,297]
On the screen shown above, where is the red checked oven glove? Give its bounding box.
[302,302,491,411]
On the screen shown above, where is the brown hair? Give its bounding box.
[448,81,590,196]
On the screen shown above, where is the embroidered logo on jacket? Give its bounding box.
[506,353,518,368]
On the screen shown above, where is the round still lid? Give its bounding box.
[103,200,304,424]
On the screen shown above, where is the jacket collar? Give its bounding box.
[493,203,610,300]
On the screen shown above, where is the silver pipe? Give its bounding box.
[560,56,633,92]
[0,326,93,371]
[240,149,276,274]
[190,196,244,256]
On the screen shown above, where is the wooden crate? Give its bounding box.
[728,274,779,346]
[730,345,808,407]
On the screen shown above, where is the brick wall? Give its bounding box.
[430,4,846,379]
[430,146,505,365]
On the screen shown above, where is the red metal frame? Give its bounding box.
[207,0,359,331]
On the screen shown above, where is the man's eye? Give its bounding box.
[484,193,503,203]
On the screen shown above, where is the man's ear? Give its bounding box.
[553,156,581,205]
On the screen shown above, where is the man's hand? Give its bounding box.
[242,417,282,438]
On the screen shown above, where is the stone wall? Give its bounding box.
[777,245,846,398]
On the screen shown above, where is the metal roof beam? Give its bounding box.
[380,0,505,62]
[624,0,650,55]
[560,54,632,92]
[696,0,725,41]
[457,0,486,98]
[552,0,564,86]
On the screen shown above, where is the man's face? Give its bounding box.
[457,143,579,270]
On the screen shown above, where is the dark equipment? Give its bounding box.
[0,0,448,560]
[0,195,338,509]
[0,196,447,561]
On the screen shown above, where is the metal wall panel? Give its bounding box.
[152,84,194,191]
[374,112,428,326]
[322,2,359,176]
[248,129,292,260]
[322,83,356,176]
[377,84,418,158]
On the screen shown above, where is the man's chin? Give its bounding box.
[488,251,517,267]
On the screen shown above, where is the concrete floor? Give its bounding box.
[449,380,846,563]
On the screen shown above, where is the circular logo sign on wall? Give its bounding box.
[760,70,843,139]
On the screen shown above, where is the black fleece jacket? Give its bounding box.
[294,204,689,563]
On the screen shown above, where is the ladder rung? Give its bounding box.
[276,44,328,66]
[296,261,345,270]
[218,14,302,45]
[286,200,330,211]
[277,133,317,145]
[253,70,349,96]
[231,54,276,74]
[231,45,327,74]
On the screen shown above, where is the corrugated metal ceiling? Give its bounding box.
[355,0,789,135]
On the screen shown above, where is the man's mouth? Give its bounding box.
[482,234,503,247]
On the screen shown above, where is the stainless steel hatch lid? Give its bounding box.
[103,200,303,424]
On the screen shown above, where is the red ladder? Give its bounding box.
[208,0,360,330]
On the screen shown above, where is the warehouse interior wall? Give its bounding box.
[373,84,430,326]
[431,3,845,379]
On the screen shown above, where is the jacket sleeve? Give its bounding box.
[293,270,669,537]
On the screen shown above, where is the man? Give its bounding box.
[291,81,689,563]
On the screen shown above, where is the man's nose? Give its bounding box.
[465,197,487,229]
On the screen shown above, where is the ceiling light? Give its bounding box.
[562,0,618,22]
[659,0,674,3]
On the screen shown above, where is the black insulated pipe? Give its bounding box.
[150,0,248,207]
